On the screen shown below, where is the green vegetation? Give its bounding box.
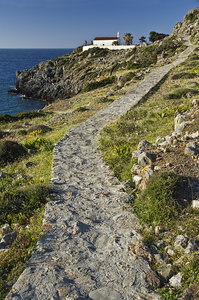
[149,31,169,43]
[0,112,49,124]
[134,171,184,227]
[127,36,184,69]
[123,33,133,45]
[0,141,26,166]
[171,72,197,80]
[83,76,116,92]
[0,184,49,225]
[0,212,44,299]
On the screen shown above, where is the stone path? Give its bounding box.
[6,43,197,300]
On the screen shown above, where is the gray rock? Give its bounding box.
[16,174,28,180]
[158,140,172,146]
[173,111,185,131]
[121,180,135,191]
[174,235,189,251]
[192,200,199,209]
[137,139,152,150]
[157,264,173,282]
[184,142,198,156]
[166,248,176,256]
[137,151,156,167]
[133,175,142,186]
[0,224,11,236]
[156,136,165,144]
[185,240,199,254]
[0,232,18,249]
[169,273,182,288]
[131,163,142,175]
[24,162,34,168]
[0,173,11,178]
[89,287,122,300]
[144,167,154,180]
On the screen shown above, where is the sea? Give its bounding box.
[0,48,73,116]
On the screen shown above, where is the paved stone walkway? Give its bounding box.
[6,43,197,300]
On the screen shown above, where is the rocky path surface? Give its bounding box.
[6,44,197,300]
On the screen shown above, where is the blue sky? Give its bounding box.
[0,0,198,48]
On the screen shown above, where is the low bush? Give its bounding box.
[24,137,53,152]
[83,76,116,92]
[120,72,135,85]
[0,112,50,124]
[17,129,27,136]
[0,141,26,166]
[134,171,184,227]
[27,124,51,134]
[0,184,49,225]
[171,72,197,80]
[164,88,199,99]
[74,106,89,113]
[0,114,13,124]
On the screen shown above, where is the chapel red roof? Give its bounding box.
[94,37,118,41]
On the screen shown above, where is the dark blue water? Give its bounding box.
[0,49,73,116]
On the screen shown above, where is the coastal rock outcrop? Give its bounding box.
[10,49,130,102]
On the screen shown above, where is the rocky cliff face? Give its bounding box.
[11,48,130,102]
[173,7,199,43]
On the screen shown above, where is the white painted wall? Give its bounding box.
[93,39,117,46]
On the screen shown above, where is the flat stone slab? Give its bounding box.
[6,43,197,300]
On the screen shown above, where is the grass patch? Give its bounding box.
[0,184,49,225]
[134,171,184,227]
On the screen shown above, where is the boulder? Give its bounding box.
[137,140,153,150]
[169,273,182,288]
[184,142,198,156]
[174,235,189,251]
[0,232,18,249]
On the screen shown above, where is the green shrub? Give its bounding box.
[17,129,27,136]
[134,171,184,227]
[27,124,51,134]
[171,72,197,80]
[164,88,199,99]
[97,97,114,103]
[120,72,135,85]
[0,114,13,123]
[0,141,26,166]
[0,112,50,124]
[83,76,116,92]
[74,106,89,113]
[0,184,49,225]
[24,137,53,152]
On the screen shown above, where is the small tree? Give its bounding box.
[149,31,169,43]
[123,33,133,45]
[112,41,119,46]
[139,36,146,44]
